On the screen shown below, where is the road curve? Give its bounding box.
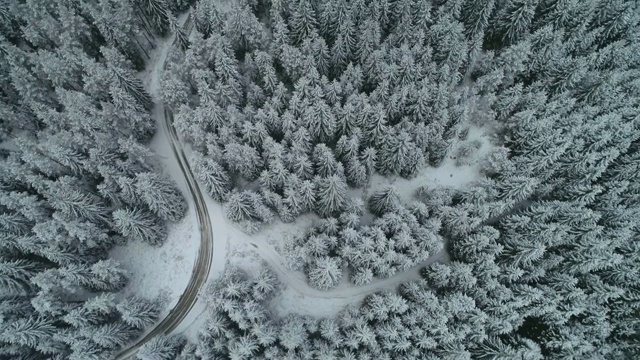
[114,109,213,360]
[113,15,211,360]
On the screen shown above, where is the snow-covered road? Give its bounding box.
[114,14,216,360]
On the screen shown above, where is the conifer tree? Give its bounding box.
[113,208,167,246]
[290,0,318,44]
[137,335,186,360]
[308,257,343,290]
[135,0,171,35]
[314,174,348,217]
[192,153,232,201]
[117,297,160,329]
[368,186,402,216]
[135,172,187,222]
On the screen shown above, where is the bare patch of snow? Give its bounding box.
[269,286,364,319]
[110,204,197,308]
[366,124,497,203]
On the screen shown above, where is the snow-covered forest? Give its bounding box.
[2,0,640,359]
[0,0,189,358]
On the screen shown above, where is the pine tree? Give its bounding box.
[44,177,110,224]
[461,0,496,39]
[356,19,381,64]
[313,144,341,178]
[224,143,263,180]
[252,266,279,301]
[88,260,128,291]
[193,0,224,38]
[223,2,267,52]
[0,316,56,348]
[135,172,187,222]
[345,158,368,188]
[170,15,190,51]
[368,186,402,216]
[91,321,138,348]
[314,175,348,217]
[351,266,374,285]
[224,190,273,231]
[307,257,342,290]
[0,259,41,294]
[191,153,232,201]
[380,130,424,177]
[117,297,160,329]
[101,46,154,110]
[290,0,318,44]
[136,0,171,35]
[137,334,186,360]
[278,316,308,351]
[113,208,167,246]
[303,100,337,143]
[490,0,537,45]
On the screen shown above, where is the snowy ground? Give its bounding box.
[367,124,494,203]
[110,207,197,306]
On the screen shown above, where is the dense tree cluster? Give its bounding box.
[167,0,639,358]
[284,190,444,288]
[0,0,188,358]
[185,266,542,359]
[1,0,638,357]
[163,0,474,234]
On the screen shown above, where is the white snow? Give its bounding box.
[269,286,363,319]
[110,208,198,307]
[366,124,496,204]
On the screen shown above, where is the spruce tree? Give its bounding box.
[113,208,167,246]
[314,175,348,217]
[135,172,188,222]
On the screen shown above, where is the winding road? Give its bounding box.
[113,15,211,360]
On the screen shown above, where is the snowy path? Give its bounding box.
[113,14,215,360]
[248,236,448,300]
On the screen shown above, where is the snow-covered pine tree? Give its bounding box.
[191,153,232,201]
[117,297,160,329]
[289,0,318,44]
[307,257,342,290]
[379,129,424,177]
[135,172,187,222]
[135,0,171,35]
[137,334,186,360]
[313,144,341,178]
[314,174,348,217]
[368,186,402,216]
[113,208,167,246]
